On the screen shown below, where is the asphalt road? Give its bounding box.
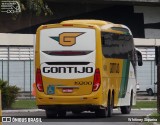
[2,109,157,125]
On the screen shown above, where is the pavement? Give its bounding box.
[2,92,159,124]
[2,108,159,125]
[2,108,157,113]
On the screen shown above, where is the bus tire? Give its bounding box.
[95,108,107,118]
[107,95,114,117]
[46,110,57,118]
[72,111,82,114]
[120,92,132,114]
[58,111,66,118]
[120,106,131,114]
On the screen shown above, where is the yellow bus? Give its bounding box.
[35,20,143,118]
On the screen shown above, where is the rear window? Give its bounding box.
[40,28,96,56]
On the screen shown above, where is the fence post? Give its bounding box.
[7,47,9,84]
[24,61,26,92]
[154,60,156,97]
[0,90,2,125]
[30,59,31,99]
[151,61,152,86]
[2,60,3,81]
[155,46,160,114]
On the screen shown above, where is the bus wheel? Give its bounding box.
[58,111,66,118]
[107,95,114,117]
[95,108,107,118]
[120,106,131,114]
[46,110,57,118]
[72,110,82,115]
[120,92,132,114]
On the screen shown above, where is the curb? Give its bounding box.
[153,122,160,125]
[2,109,44,113]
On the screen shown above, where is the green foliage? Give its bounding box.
[25,0,53,16]
[0,79,20,109]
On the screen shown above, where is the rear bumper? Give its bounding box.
[36,91,102,106]
[38,104,102,111]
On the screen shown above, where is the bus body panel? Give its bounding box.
[116,61,137,106]
[39,27,96,96]
[35,20,138,114]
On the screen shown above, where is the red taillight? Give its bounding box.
[93,68,101,91]
[36,68,44,92]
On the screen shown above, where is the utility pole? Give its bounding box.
[155,46,160,114]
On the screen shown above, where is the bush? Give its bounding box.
[0,79,20,109]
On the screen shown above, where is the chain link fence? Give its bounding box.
[137,60,157,94]
[0,60,34,92]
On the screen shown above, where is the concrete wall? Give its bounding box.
[134,6,160,39]
[0,33,35,46]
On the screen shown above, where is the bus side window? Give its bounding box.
[101,32,134,60]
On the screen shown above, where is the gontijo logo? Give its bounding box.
[50,32,84,46]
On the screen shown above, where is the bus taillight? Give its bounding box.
[36,68,44,92]
[93,68,101,91]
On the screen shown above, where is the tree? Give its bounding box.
[1,0,53,20]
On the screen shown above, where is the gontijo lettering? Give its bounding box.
[43,66,93,73]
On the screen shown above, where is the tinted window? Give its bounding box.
[101,32,134,59]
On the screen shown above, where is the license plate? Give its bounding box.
[62,88,73,93]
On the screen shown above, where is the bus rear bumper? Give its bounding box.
[38,104,103,112]
[36,90,103,105]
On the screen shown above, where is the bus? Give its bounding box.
[35,20,143,118]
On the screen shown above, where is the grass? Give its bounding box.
[10,100,157,109]
[133,101,157,109]
[11,99,37,109]
[146,112,160,124]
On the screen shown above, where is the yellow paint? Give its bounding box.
[59,32,83,46]
[35,20,132,109]
[61,19,112,26]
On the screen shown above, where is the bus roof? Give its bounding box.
[60,19,132,35]
[61,20,112,27]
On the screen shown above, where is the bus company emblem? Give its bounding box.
[50,32,84,46]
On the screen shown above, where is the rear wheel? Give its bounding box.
[95,108,107,118]
[72,111,82,115]
[46,110,57,118]
[107,95,114,117]
[57,111,66,118]
[120,106,131,114]
[120,92,132,114]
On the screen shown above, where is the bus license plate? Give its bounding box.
[62,88,73,93]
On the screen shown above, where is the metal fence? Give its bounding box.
[137,60,157,93]
[0,60,34,92]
